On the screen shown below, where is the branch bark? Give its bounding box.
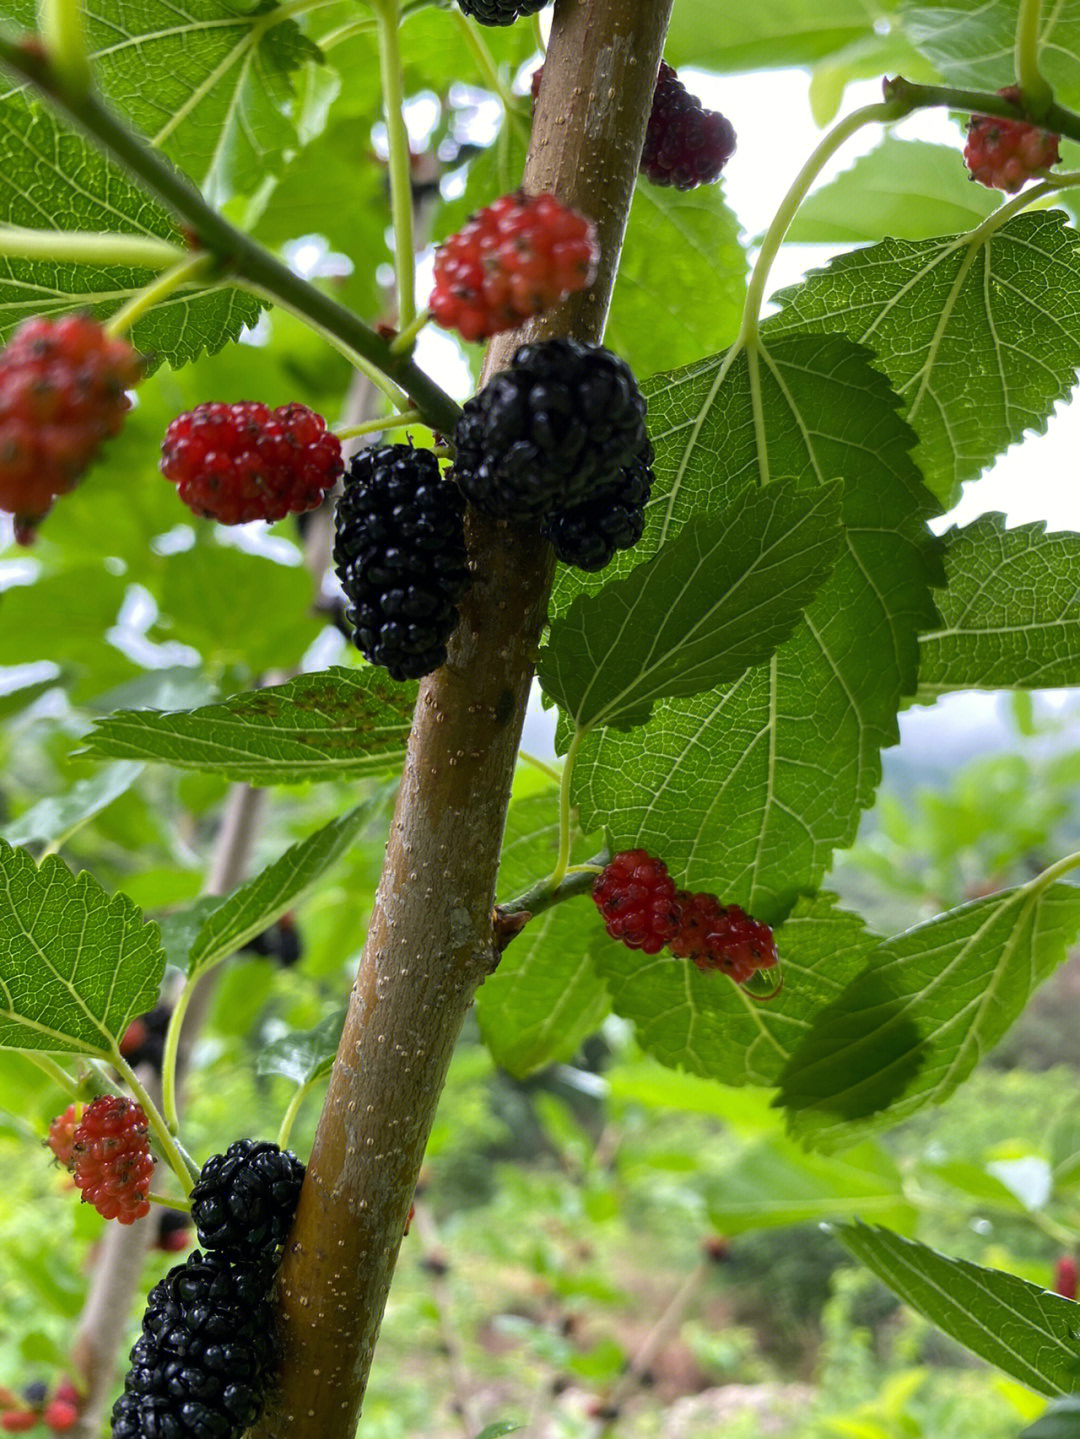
[250,1,674,1435]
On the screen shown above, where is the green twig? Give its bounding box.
[499,854,607,921]
[389,308,430,356]
[104,252,217,337]
[160,979,195,1137]
[38,0,90,96]
[0,35,462,436]
[517,749,561,785]
[1015,0,1053,118]
[546,728,584,894]
[371,0,416,329]
[882,75,1080,145]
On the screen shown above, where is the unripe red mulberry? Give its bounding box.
[70,1096,155,1224]
[964,87,1060,192]
[593,850,681,953]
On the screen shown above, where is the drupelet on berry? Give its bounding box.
[456,0,547,25]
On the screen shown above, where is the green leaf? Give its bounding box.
[82,668,416,785]
[0,98,259,364]
[779,881,1080,1149]
[255,1008,346,1087]
[917,515,1080,700]
[153,543,322,673]
[707,1137,916,1235]
[606,180,747,376]
[784,138,998,243]
[665,0,887,70]
[0,568,134,691]
[563,336,938,921]
[900,0,1080,107]
[1020,1398,1080,1438]
[0,840,165,1056]
[922,1160,1030,1215]
[538,478,843,733]
[2,761,144,847]
[187,803,382,979]
[598,893,880,1087]
[766,212,1080,507]
[476,795,610,1078]
[472,1423,523,1439]
[839,1223,1080,1396]
[3,0,330,202]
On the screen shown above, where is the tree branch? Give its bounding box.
[249,1,675,1435]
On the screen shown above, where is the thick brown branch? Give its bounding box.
[251,2,675,1436]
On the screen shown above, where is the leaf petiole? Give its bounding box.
[104,252,217,338]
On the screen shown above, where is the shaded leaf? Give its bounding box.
[707,1137,917,1235]
[665,0,885,71]
[780,882,1080,1149]
[188,802,383,979]
[1020,1398,1080,1438]
[840,1223,1080,1396]
[256,1008,346,1087]
[918,514,1080,700]
[2,762,144,848]
[0,840,164,1056]
[785,138,998,243]
[82,668,416,785]
[538,479,843,733]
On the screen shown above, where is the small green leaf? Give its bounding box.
[472,1424,523,1439]
[0,840,164,1057]
[188,803,382,980]
[779,881,1080,1149]
[784,138,999,243]
[839,1223,1080,1396]
[83,668,416,785]
[918,515,1080,700]
[538,479,843,733]
[256,1008,346,1087]
[3,762,144,848]
[707,1137,916,1235]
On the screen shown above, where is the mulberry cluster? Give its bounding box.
[0,1378,83,1434]
[241,913,303,968]
[69,1097,155,1225]
[119,1004,173,1074]
[113,1141,304,1439]
[452,339,654,572]
[641,62,737,189]
[160,401,343,524]
[333,444,472,681]
[0,314,142,543]
[456,0,547,24]
[964,86,1060,192]
[431,192,598,341]
[592,850,778,985]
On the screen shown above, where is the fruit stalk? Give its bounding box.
[1015,0,1054,118]
[246,1,675,1435]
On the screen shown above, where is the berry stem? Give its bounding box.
[388,309,431,356]
[147,1191,192,1213]
[1023,847,1080,898]
[112,1053,198,1193]
[963,169,1080,248]
[276,1081,311,1152]
[450,9,529,144]
[370,0,417,331]
[499,858,607,922]
[160,978,195,1138]
[739,100,901,345]
[547,726,585,894]
[103,252,217,338]
[0,33,463,436]
[334,409,423,440]
[38,0,91,97]
[1015,0,1054,119]
[0,224,185,269]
